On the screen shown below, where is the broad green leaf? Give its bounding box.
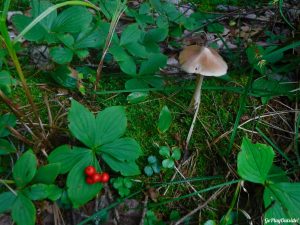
[68,100,96,148]
[127,92,149,104]
[143,27,168,43]
[31,0,57,30]
[57,33,74,48]
[151,163,160,173]
[139,3,151,14]
[207,23,224,33]
[124,42,148,58]
[51,66,77,89]
[33,163,60,184]
[158,105,172,133]
[266,166,289,183]
[67,154,102,208]
[74,27,105,49]
[109,44,136,75]
[12,15,47,41]
[143,41,160,53]
[139,53,167,75]
[12,193,36,225]
[0,138,16,155]
[144,76,165,88]
[23,184,50,200]
[159,146,170,158]
[0,192,16,213]
[13,150,37,188]
[0,113,17,137]
[120,23,142,46]
[102,154,140,176]
[171,147,181,160]
[125,78,149,90]
[144,166,153,176]
[52,6,92,33]
[48,145,91,174]
[264,182,300,220]
[47,185,62,201]
[162,159,174,168]
[98,138,142,161]
[0,70,16,94]
[237,137,274,184]
[49,46,73,64]
[95,106,127,146]
[204,220,217,225]
[97,0,119,20]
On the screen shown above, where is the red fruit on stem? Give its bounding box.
[84,166,96,176]
[101,172,110,183]
[92,173,103,183]
[86,176,94,184]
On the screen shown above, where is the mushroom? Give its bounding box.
[179,45,228,145]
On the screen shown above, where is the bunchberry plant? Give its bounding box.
[48,99,142,207]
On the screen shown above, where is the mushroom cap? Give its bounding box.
[179,45,228,76]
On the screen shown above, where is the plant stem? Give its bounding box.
[186,75,204,147]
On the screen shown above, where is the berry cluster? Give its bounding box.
[84,166,110,184]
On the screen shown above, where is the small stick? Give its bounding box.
[139,195,149,225]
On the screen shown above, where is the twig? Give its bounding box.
[139,195,149,225]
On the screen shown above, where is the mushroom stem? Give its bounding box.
[186,75,204,147]
[189,75,204,112]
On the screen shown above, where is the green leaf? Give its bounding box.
[98,138,142,161]
[171,147,181,161]
[57,33,74,48]
[12,15,47,41]
[75,49,89,59]
[31,0,57,30]
[207,23,224,33]
[0,70,17,94]
[237,137,275,184]
[264,182,300,219]
[159,146,170,158]
[13,150,37,188]
[144,166,153,176]
[148,156,157,164]
[157,105,172,133]
[49,46,73,64]
[48,145,91,174]
[68,99,96,148]
[124,42,148,58]
[0,192,16,213]
[95,106,127,146]
[139,53,167,75]
[0,113,17,137]
[120,23,142,46]
[266,166,289,183]
[51,66,77,89]
[33,163,60,184]
[52,6,92,33]
[67,154,102,208]
[74,27,104,49]
[127,92,149,104]
[47,185,62,201]
[143,27,168,43]
[125,79,149,90]
[162,159,174,168]
[23,184,50,200]
[204,220,217,225]
[109,44,137,75]
[12,193,36,225]
[0,138,16,155]
[102,154,140,176]
[151,163,160,173]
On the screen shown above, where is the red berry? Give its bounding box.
[86,176,94,184]
[91,173,103,183]
[101,172,110,183]
[84,166,96,176]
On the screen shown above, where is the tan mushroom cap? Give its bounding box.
[179,45,228,76]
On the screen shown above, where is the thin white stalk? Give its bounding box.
[186,75,204,147]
